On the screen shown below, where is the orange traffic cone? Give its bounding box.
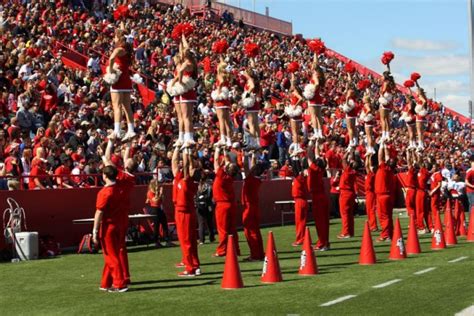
[444,205,457,246]
[221,235,244,289]
[389,218,406,260]
[261,231,283,283]
[299,227,318,275]
[443,199,451,226]
[458,209,467,237]
[406,215,421,255]
[467,208,474,242]
[359,221,376,265]
[431,212,446,250]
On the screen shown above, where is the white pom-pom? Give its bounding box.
[363,113,374,122]
[211,87,230,101]
[131,73,143,85]
[103,66,122,85]
[181,76,196,91]
[378,96,388,106]
[383,92,393,102]
[242,92,256,108]
[303,84,316,100]
[167,76,197,97]
[415,104,428,117]
[285,106,302,118]
[401,112,413,123]
[342,99,355,113]
[166,80,177,96]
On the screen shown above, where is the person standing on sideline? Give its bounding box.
[307,140,330,250]
[212,146,240,257]
[92,165,128,292]
[429,163,443,221]
[365,152,378,232]
[338,147,358,239]
[291,160,309,246]
[374,142,394,242]
[196,174,215,244]
[175,148,201,277]
[466,156,474,213]
[145,179,171,247]
[416,157,433,234]
[171,146,185,268]
[405,149,417,221]
[241,151,265,261]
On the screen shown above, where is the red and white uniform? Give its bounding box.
[212,80,231,109]
[415,100,428,122]
[168,69,198,104]
[175,176,200,273]
[375,163,394,239]
[285,95,303,121]
[378,83,394,110]
[292,174,309,244]
[365,171,378,231]
[401,104,416,125]
[359,107,375,127]
[339,166,357,237]
[416,168,433,231]
[241,175,264,260]
[213,168,240,256]
[307,162,330,248]
[405,167,417,218]
[96,183,127,289]
[342,97,359,119]
[243,83,261,113]
[110,48,133,93]
[306,79,324,107]
[430,171,443,218]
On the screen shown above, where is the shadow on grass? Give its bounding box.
[130,280,217,291]
[132,275,223,285]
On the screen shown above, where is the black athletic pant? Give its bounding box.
[197,205,215,243]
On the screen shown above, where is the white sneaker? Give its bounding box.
[174,139,184,148]
[226,138,232,148]
[99,287,109,291]
[108,287,129,293]
[213,139,225,148]
[195,268,202,276]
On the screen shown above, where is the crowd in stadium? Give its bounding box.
[0,0,471,192]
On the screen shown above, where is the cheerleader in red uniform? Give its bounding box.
[359,93,376,154]
[105,29,135,142]
[167,36,198,149]
[285,75,304,156]
[405,149,417,220]
[213,58,233,148]
[304,55,325,140]
[400,95,417,149]
[241,65,262,150]
[378,72,396,142]
[415,86,429,151]
[365,153,378,231]
[341,79,359,149]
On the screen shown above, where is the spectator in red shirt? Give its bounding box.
[29,160,51,190]
[338,148,359,239]
[375,143,395,242]
[54,157,74,188]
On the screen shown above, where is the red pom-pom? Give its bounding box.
[287,61,300,73]
[212,39,229,54]
[113,5,129,20]
[344,62,356,74]
[404,80,415,88]
[410,72,421,82]
[357,79,371,90]
[171,23,194,41]
[244,42,260,58]
[307,38,326,54]
[202,56,213,74]
[381,51,395,65]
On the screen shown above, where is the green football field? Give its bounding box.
[1,215,473,315]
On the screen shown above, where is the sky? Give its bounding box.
[220,0,472,117]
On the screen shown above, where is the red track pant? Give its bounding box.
[176,211,200,273]
[294,198,308,244]
[405,188,416,219]
[376,193,393,239]
[119,220,130,283]
[242,202,264,260]
[416,190,433,230]
[365,191,378,231]
[312,193,330,247]
[454,200,464,235]
[215,201,240,256]
[100,223,126,289]
[339,190,355,236]
[431,194,441,221]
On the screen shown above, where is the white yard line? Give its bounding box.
[413,267,436,275]
[320,295,357,307]
[455,305,474,316]
[372,279,402,289]
[448,256,468,263]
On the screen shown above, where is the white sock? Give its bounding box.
[114,122,120,134]
[127,123,134,133]
[188,132,194,142]
[179,132,184,142]
[353,138,358,145]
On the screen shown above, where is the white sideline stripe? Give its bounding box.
[372,279,402,289]
[448,256,468,263]
[455,305,474,316]
[414,267,436,275]
[320,295,357,307]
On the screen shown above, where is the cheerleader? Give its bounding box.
[241,65,262,150]
[400,95,417,149]
[167,36,198,149]
[304,55,325,140]
[378,71,396,142]
[415,87,429,151]
[212,58,233,148]
[341,78,359,149]
[285,75,304,156]
[106,29,135,142]
[359,93,376,154]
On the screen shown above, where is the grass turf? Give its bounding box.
[0,215,473,315]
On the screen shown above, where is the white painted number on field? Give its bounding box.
[320,295,357,307]
[414,267,436,275]
[448,256,468,263]
[455,305,474,316]
[372,279,402,289]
